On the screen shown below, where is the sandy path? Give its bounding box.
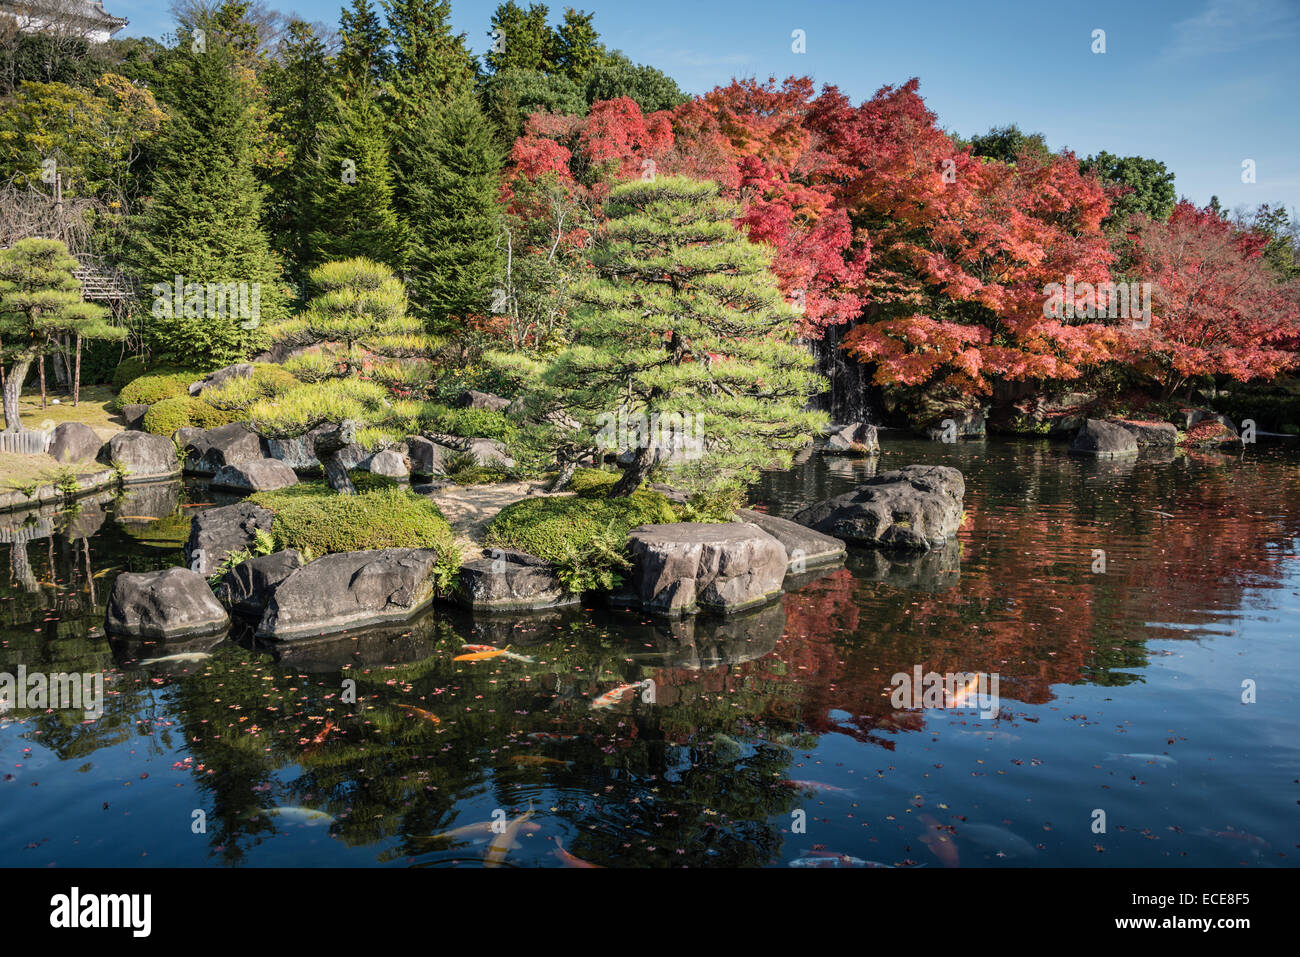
[425,481,573,558]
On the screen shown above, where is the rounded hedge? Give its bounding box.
[248,482,461,590]
[111,356,149,391]
[142,396,237,435]
[118,371,201,408]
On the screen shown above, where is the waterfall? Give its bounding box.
[802,323,881,425]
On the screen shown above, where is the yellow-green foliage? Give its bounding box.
[249,481,460,591]
[142,396,236,434]
[483,490,676,592]
[280,350,343,383]
[367,360,432,392]
[201,364,301,412]
[246,377,390,437]
[568,467,619,496]
[117,371,201,408]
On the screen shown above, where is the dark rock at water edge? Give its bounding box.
[99,430,180,483]
[184,423,264,474]
[624,522,788,617]
[215,549,303,618]
[256,548,446,639]
[820,422,880,456]
[211,459,299,492]
[184,501,274,577]
[1069,419,1139,458]
[735,508,846,571]
[456,548,576,612]
[105,566,230,639]
[791,464,965,551]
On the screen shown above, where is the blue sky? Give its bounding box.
[117,0,1300,212]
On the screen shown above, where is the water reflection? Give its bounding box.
[1,440,1298,868]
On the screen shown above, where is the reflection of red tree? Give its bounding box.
[643,461,1300,749]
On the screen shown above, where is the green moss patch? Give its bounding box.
[142,396,237,435]
[249,481,459,590]
[483,490,676,592]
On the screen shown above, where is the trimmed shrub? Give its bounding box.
[117,371,201,408]
[483,490,676,592]
[142,396,237,435]
[249,482,459,590]
[111,356,149,391]
[421,402,513,440]
[568,467,619,497]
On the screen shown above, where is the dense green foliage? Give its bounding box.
[484,489,676,591]
[250,481,460,588]
[116,371,199,408]
[142,395,236,434]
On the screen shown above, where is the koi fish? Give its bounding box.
[459,644,498,653]
[453,646,510,662]
[421,819,541,846]
[527,731,583,742]
[918,814,960,868]
[789,852,887,868]
[248,807,335,827]
[1197,828,1270,851]
[780,779,856,796]
[485,805,535,867]
[137,651,211,666]
[947,675,983,709]
[554,837,602,868]
[1106,752,1177,766]
[591,681,649,710]
[959,823,1037,858]
[309,720,336,746]
[396,703,441,725]
[509,755,571,768]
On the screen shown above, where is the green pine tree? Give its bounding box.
[338,0,391,89]
[132,28,284,365]
[382,0,477,126]
[265,19,335,291]
[543,177,826,496]
[305,83,407,272]
[552,7,604,83]
[399,91,505,329]
[0,239,124,431]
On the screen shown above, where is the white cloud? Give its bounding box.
[1166,0,1300,58]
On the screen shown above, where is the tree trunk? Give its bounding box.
[38,353,46,409]
[611,443,658,497]
[74,335,81,406]
[2,356,31,432]
[312,420,358,495]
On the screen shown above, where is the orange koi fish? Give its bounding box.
[918,814,960,868]
[309,720,336,746]
[591,681,648,710]
[554,837,602,868]
[453,646,510,662]
[396,704,441,724]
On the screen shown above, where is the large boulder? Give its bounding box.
[792,464,965,551]
[189,363,253,397]
[735,509,846,572]
[215,549,303,618]
[120,403,149,431]
[457,548,576,612]
[184,423,263,474]
[407,436,454,476]
[48,422,103,464]
[925,411,986,441]
[1069,418,1139,458]
[456,390,511,412]
[1113,419,1178,449]
[211,459,299,492]
[366,448,410,479]
[430,435,515,469]
[624,522,788,617]
[821,422,880,456]
[105,567,229,639]
[265,423,332,472]
[184,501,274,576]
[256,548,445,639]
[99,430,180,482]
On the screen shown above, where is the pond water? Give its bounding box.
[2,437,1297,868]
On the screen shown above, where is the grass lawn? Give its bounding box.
[13,384,125,439]
[1,385,124,492]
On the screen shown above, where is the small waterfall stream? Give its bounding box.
[803,323,881,425]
